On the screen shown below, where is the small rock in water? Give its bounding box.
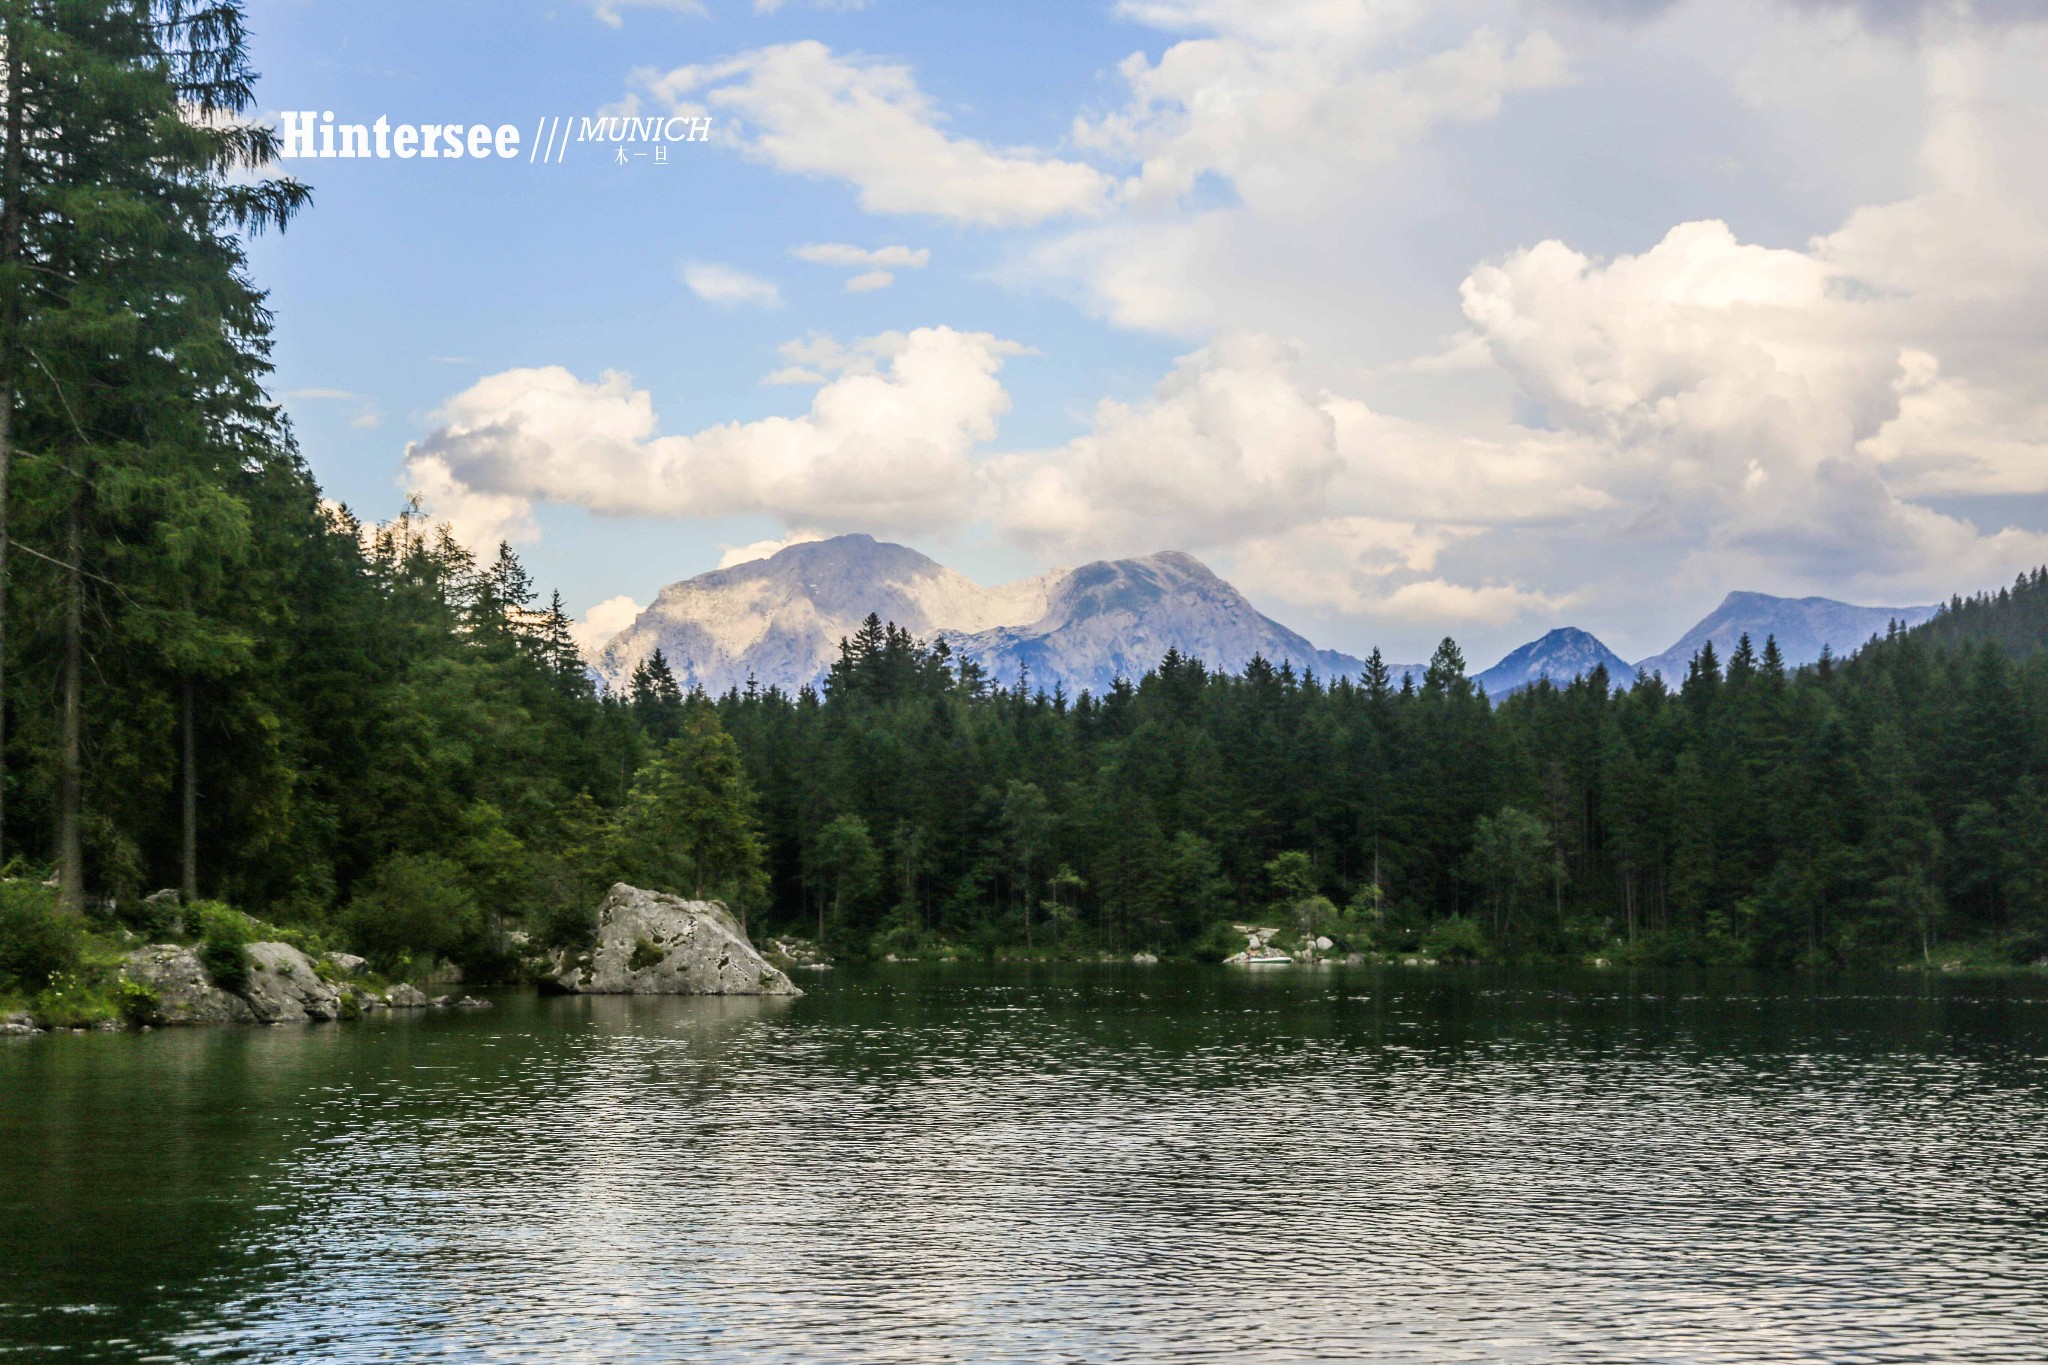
[1131,952,1160,964]
[454,996,491,1009]
[384,983,430,1009]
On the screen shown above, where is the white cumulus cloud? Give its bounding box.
[569,595,647,661]
[791,243,929,269]
[587,0,705,26]
[402,326,1025,549]
[718,529,827,567]
[624,41,1113,226]
[681,261,782,308]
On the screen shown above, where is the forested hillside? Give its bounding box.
[710,578,2048,968]
[1,3,2044,1025]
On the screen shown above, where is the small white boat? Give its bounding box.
[1243,950,1294,966]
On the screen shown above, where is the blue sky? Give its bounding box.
[247,0,2048,664]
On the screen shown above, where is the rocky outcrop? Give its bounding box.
[123,941,343,1025]
[122,945,257,1024]
[322,952,368,978]
[242,943,345,1022]
[555,884,802,997]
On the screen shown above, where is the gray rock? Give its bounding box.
[241,943,344,1023]
[1314,936,1334,951]
[142,888,181,907]
[766,936,832,967]
[384,983,430,1009]
[1,1012,40,1036]
[555,883,802,997]
[1131,952,1160,964]
[454,996,492,1009]
[322,952,368,978]
[122,945,256,1024]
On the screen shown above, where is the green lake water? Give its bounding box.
[3,965,2046,1362]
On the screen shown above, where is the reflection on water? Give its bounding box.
[4,967,2046,1362]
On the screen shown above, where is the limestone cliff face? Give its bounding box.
[593,535,1058,697]
[1473,627,1637,697]
[1634,592,1936,681]
[554,884,802,997]
[592,535,1367,697]
[946,551,1367,695]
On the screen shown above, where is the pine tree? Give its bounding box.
[613,705,765,906]
[4,0,304,910]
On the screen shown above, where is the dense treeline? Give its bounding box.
[0,0,701,999]
[706,574,2048,967]
[1,2,2045,1020]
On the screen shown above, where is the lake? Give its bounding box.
[3,965,2046,1362]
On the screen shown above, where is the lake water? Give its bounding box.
[3,965,2046,1362]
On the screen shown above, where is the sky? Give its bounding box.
[245,0,2048,666]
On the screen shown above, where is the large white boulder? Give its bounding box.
[555,884,802,997]
[122,945,257,1024]
[123,941,344,1024]
[242,942,345,1023]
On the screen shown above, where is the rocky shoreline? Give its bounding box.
[2,883,793,1038]
[0,939,492,1036]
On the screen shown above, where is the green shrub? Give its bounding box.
[1999,929,2048,966]
[628,938,665,971]
[870,903,927,959]
[342,853,481,972]
[1423,916,1488,963]
[114,978,163,1028]
[116,892,186,942]
[535,897,598,954]
[1291,894,1341,941]
[1191,921,1246,964]
[193,902,251,990]
[32,971,114,1029]
[0,882,80,991]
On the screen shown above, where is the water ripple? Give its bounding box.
[3,966,2045,1362]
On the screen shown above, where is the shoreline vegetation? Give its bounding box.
[1,5,2046,1038]
[5,875,2041,1039]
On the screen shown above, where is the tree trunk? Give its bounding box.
[181,676,198,902]
[0,2,27,867]
[0,394,12,867]
[56,492,83,915]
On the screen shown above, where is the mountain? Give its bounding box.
[1474,627,1636,697]
[594,536,1368,697]
[594,535,1060,697]
[1634,591,1938,681]
[947,551,1366,695]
